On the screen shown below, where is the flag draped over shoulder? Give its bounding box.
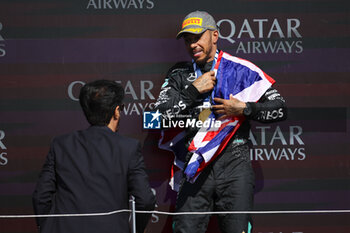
[159,51,275,191]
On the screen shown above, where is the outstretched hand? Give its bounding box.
[212,94,246,120]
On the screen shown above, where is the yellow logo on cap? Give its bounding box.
[183,28,203,33]
[182,17,202,28]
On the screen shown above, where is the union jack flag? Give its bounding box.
[159,51,275,191]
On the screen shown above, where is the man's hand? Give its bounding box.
[212,94,246,120]
[192,70,216,94]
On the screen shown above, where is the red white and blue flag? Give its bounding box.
[159,51,275,191]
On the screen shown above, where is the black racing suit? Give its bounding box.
[155,59,287,233]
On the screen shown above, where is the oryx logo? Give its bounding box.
[143,110,161,129]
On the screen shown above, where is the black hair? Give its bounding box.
[79,79,124,126]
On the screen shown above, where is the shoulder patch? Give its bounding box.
[161,79,169,88]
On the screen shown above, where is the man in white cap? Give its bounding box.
[155,11,287,233]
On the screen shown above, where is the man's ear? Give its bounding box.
[212,30,219,44]
[113,106,120,120]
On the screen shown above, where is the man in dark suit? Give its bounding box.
[33,79,155,233]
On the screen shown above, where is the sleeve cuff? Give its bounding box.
[183,84,201,102]
[246,102,258,118]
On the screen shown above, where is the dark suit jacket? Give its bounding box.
[33,126,155,233]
